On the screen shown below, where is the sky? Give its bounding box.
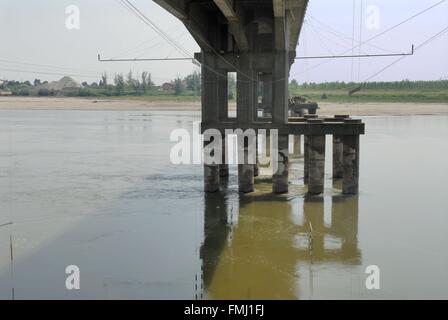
[0,0,447,85]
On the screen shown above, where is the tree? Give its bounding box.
[141,72,149,93]
[114,73,125,96]
[127,70,134,88]
[228,73,236,100]
[174,78,183,96]
[82,82,88,87]
[290,79,299,89]
[34,79,41,86]
[101,73,108,93]
[184,71,201,95]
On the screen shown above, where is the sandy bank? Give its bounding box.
[1,97,448,116]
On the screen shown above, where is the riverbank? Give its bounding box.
[1,96,448,116]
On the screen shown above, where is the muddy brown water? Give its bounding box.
[0,110,447,299]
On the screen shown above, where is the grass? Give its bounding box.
[289,88,448,104]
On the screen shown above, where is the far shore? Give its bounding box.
[1,96,448,116]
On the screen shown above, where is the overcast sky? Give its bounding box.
[0,0,447,84]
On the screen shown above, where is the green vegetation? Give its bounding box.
[3,74,447,104]
[289,80,448,103]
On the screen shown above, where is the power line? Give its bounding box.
[0,66,100,79]
[353,25,448,87]
[0,58,98,75]
[292,0,447,78]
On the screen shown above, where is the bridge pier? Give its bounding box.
[219,134,229,178]
[154,0,364,195]
[342,120,361,195]
[238,137,255,193]
[333,115,350,179]
[307,120,326,195]
[273,135,289,194]
[204,138,220,193]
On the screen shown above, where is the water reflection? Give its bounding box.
[201,189,361,300]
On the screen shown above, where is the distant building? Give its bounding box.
[162,82,174,91]
[0,80,12,96]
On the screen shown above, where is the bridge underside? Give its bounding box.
[154,0,364,195]
[154,0,308,126]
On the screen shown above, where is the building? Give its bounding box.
[162,82,174,91]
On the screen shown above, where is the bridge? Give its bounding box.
[153,0,364,195]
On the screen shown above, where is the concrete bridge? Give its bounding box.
[154,0,364,195]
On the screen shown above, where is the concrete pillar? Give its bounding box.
[304,135,309,184]
[333,135,344,179]
[333,115,350,179]
[342,120,361,195]
[273,135,289,194]
[201,53,219,124]
[308,120,326,194]
[303,115,318,184]
[236,54,256,124]
[219,134,229,177]
[254,136,259,177]
[272,51,289,124]
[238,137,254,193]
[204,139,220,193]
[293,135,302,156]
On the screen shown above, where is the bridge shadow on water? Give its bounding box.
[200,177,362,300]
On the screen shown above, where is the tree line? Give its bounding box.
[290,79,448,90]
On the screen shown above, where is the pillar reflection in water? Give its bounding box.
[200,191,361,300]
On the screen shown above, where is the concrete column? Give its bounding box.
[204,139,220,193]
[236,54,255,124]
[304,135,309,184]
[201,53,219,124]
[342,120,361,195]
[293,135,302,156]
[308,120,326,194]
[238,137,254,193]
[219,133,229,177]
[254,136,259,177]
[303,115,318,184]
[273,135,289,194]
[333,115,350,179]
[217,69,229,122]
[333,135,344,178]
[272,51,289,124]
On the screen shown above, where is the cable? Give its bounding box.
[0,66,100,79]
[309,15,398,54]
[352,26,448,87]
[0,58,99,75]
[116,0,253,81]
[291,0,447,79]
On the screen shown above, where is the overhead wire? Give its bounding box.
[290,0,447,79]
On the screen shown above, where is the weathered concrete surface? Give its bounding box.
[333,135,344,179]
[203,136,220,192]
[293,135,302,156]
[273,135,289,193]
[308,134,326,195]
[303,135,309,184]
[219,134,229,177]
[342,134,360,195]
[238,161,255,193]
[204,164,220,193]
[238,138,255,193]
